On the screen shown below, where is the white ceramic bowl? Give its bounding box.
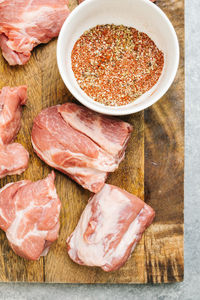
[57,0,179,116]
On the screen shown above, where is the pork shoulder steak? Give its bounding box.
[0,0,70,65]
[31,103,132,193]
[0,171,61,260]
[67,184,155,272]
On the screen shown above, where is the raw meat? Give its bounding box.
[0,0,70,65]
[0,143,29,178]
[31,103,132,193]
[0,34,30,66]
[0,85,29,178]
[0,85,27,144]
[0,171,61,260]
[67,184,155,272]
[58,102,132,158]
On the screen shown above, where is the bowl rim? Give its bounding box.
[57,0,180,116]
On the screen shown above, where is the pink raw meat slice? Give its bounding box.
[31,121,107,192]
[0,34,30,65]
[0,85,29,178]
[0,143,29,178]
[0,171,61,260]
[0,85,27,144]
[0,0,70,65]
[31,103,132,192]
[58,102,132,159]
[32,106,118,172]
[67,184,155,272]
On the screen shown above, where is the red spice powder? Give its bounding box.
[71,24,164,106]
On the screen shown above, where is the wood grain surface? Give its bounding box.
[0,0,184,283]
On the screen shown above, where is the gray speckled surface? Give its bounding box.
[0,1,199,299]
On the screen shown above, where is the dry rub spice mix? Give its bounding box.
[71,24,164,107]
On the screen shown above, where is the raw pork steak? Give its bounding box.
[0,172,61,260]
[67,184,155,272]
[0,0,70,65]
[31,103,132,193]
[0,86,29,178]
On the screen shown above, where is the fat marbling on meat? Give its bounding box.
[0,0,70,65]
[31,103,132,193]
[0,86,29,178]
[67,184,155,272]
[58,102,132,159]
[0,171,61,260]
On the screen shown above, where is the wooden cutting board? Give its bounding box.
[0,0,184,283]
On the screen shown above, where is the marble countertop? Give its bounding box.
[0,0,199,299]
